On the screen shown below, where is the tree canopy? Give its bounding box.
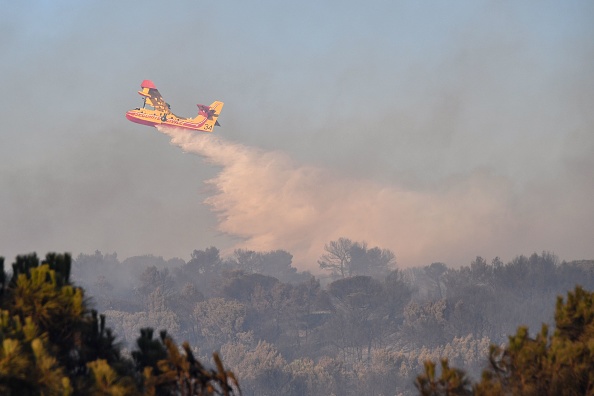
[0,253,240,396]
[24,245,593,395]
[318,238,395,279]
[415,285,594,395]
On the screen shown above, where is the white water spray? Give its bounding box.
[157,126,518,270]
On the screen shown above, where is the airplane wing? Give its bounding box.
[138,80,169,113]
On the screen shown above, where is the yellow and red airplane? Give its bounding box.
[126,80,224,132]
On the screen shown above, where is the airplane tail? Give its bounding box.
[195,101,224,132]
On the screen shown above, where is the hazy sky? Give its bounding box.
[1,1,593,271]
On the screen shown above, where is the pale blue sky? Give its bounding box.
[1,1,592,267]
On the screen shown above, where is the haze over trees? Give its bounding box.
[61,238,594,395]
[2,238,592,394]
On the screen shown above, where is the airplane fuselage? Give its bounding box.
[125,108,214,132]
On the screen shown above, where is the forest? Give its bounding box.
[67,238,594,395]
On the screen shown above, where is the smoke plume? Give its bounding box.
[158,126,521,271]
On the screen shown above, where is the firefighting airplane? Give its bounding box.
[125,80,224,132]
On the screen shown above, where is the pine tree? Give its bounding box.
[415,359,473,396]
[416,286,594,395]
[0,253,240,395]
